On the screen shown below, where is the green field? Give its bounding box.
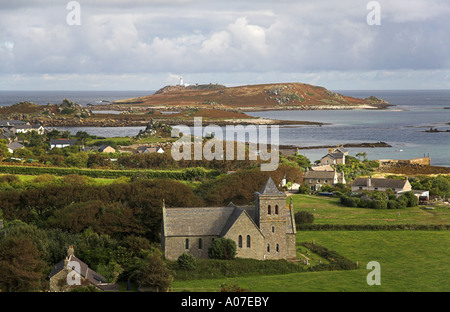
[172,194,450,292]
[292,194,450,226]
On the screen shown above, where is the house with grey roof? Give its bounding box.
[318,145,348,165]
[82,145,116,153]
[351,176,412,194]
[49,246,118,292]
[134,146,164,154]
[319,152,346,165]
[7,142,24,154]
[161,177,297,261]
[303,168,346,191]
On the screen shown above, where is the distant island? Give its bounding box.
[0,82,390,127]
[112,82,391,111]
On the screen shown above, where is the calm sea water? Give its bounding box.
[1,90,449,166]
[249,90,450,167]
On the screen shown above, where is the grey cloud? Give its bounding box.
[0,0,449,90]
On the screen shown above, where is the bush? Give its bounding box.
[371,199,387,209]
[177,253,197,271]
[400,191,419,207]
[208,238,236,260]
[294,211,314,225]
[387,200,399,209]
[340,196,358,207]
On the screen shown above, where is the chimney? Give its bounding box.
[68,245,74,257]
[368,176,372,187]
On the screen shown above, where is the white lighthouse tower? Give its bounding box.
[178,75,189,87]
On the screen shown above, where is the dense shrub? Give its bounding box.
[177,253,197,271]
[340,191,417,209]
[371,199,387,209]
[208,238,236,260]
[301,242,357,271]
[387,200,399,209]
[294,211,314,225]
[196,165,302,206]
[167,258,305,281]
[0,165,220,180]
[0,179,204,241]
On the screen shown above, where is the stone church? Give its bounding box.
[161,177,297,261]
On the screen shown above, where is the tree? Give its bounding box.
[96,261,124,284]
[0,236,45,292]
[400,191,419,207]
[64,152,88,168]
[0,139,12,160]
[356,152,367,161]
[208,238,236,260]
[134,254,173,292]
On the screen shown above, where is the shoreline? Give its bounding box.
[35,102,393,128]
[36,117,325,128]
[278,141,392,150]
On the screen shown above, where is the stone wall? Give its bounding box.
[163,236,217,261]
[224,213,265,260]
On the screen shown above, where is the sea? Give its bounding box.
[1,90,449,166]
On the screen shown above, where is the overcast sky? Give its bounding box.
[1,0,449,90]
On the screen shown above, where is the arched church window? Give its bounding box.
[247,235,251,248]
[238,235,243,248]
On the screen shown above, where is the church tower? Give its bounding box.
[255,177,295,260]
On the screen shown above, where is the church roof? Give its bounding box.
[259,177,284,195]
[163,206,257,237]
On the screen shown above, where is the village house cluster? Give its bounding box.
[1,119,165,155]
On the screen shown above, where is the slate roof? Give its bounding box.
[97,145,115,152]
[304,170,336,179]
[258,176,283,195]
[7,142,24,150]
[322,152,345,160]
[163,206,250,237]
[49,254,118,291]
[310,165,334,172]
[336,147,348,154]
[352,177,408,189]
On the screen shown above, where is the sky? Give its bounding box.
[0,0,449,91]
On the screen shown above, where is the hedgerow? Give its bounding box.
[0,165,220,180]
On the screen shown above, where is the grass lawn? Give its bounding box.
[172,230,450,292]
[172,194,450,292]
[291,194,450,226]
